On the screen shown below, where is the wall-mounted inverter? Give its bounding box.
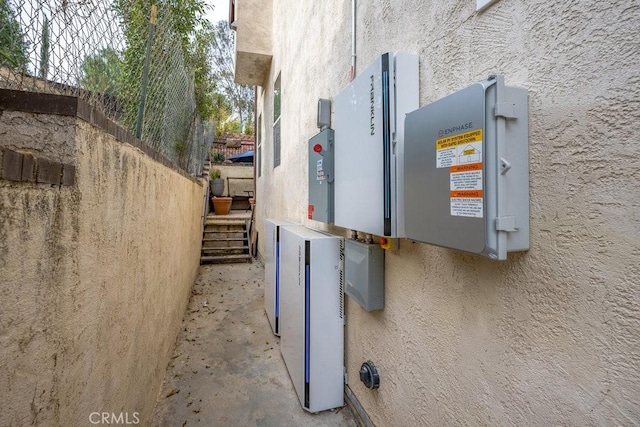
[334,52,419,237]
[264,219,297,336]
[404,75,529,260]
[279,226,344,413]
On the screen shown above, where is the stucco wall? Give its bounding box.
[253,0,640,425]
[212,163,254,196]
[0,108,205,425]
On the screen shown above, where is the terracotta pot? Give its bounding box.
[212,196,232,215]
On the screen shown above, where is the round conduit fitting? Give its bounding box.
[359,361,380,389]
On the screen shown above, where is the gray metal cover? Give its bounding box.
[308,129,334,223]
[344,239,385,311]
[317,98,331,129]
[404,75,529,260]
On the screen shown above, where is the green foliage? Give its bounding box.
[190,22,217,119]
[212,152,225,163]
[243,122,254,135]
[227,120,242,135]
[0,0,28,70]
[113,0,153,132]
[210,20,255,134]
[217,119,241,136]
[113,0,209,134]
[174,140,188,167]
[210,92,232,130]
[80,48,123,95]
[209,167,221,179]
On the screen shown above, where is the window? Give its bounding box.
[228,0,237,29]
[257,114,262,177]
[273,73,281,168]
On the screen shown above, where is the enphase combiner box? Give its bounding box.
[404,75,529,260]
[308,129,334,223]
[344,239,385,311]
[279,226,344,413]
[335,52,419,237]
[264,219,297,336]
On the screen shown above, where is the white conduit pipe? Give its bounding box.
[350,0,356,81]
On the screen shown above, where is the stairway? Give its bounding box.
[200,218,252,264]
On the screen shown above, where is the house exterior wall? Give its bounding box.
[0,108,205,425]
[252,0,640,425]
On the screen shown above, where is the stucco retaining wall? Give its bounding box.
[253,0,640,425]
[211,163,254,196]
[0,96,205,426]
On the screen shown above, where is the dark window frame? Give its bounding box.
[273,73,281,168]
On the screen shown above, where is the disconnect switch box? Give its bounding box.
[404,75,529,260]
[308,129,334,223]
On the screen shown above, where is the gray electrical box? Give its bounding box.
[308,129,334,223]
[404,75,529,260]
[317,98,331,129]
[344,239,385,311]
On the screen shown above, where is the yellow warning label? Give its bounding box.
[437,129,482,150]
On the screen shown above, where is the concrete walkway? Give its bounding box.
[152,262,357,427]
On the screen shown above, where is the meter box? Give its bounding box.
[334,52,419,237]
[404,75,529,260]
[344,239,385,311]
[308,129,334,223]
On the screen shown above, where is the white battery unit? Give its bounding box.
[404,75,529,260]
[264,219,297,336]
[279,226,344,413]
[334,52,419,237]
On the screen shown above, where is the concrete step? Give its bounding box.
[205,219,248,226]
[202,237,247,242]
[203,228,246,234]
[200,254,252,264]
[203,240,249,249]
[203,230,247,236]
[201,246,249,253]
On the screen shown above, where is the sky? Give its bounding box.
[205,0,229,26]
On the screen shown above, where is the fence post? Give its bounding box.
[135,4,157,139]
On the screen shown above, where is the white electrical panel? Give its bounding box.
[334,52,419,237]
[264,219,297,336]
[404,75,529,260]
[279,226,344,413]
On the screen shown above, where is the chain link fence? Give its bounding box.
[0,0,207,176]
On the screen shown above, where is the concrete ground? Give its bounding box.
[152,262,357,427]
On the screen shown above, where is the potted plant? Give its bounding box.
[212,196,233,215]
[209,168,225,197]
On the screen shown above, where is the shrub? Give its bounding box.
[209,168,221,180]
[213,152,225,163]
